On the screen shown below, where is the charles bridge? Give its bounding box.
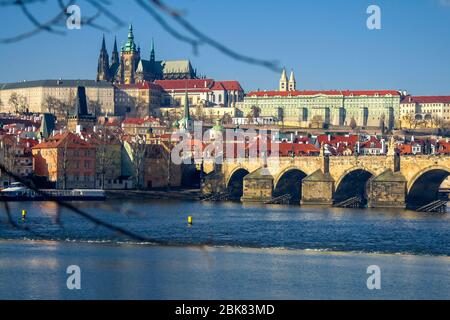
[200,152,450,209]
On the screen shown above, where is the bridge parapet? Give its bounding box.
[200,154,450,208]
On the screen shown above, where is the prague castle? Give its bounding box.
[235,68,402,129]
[97,25,197,84]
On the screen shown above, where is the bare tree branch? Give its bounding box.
[0,0,281,72]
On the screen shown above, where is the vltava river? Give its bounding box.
[0,200,449,299]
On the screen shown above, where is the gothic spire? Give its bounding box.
[150,38,155,62]
[97,35,110,81]
[101,34,107,52]
[111,36,119,66]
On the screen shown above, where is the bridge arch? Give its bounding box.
[226,167,250,200]
[334,168,375,204]
[406,166,450,208]
[273,167,307,203]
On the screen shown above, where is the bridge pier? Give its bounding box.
[241,168,274,202]
[301,170,335,205]
[201,171,226,196]
[367,170,407,208]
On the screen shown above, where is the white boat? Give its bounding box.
[1,182,37,198]
[1,183,105,201]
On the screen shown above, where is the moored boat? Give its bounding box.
[0,183,106,201]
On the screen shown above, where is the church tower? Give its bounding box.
[279,68,288,92]
[288,69,296,91]
[97,35,110,81]
[119,24,140,84]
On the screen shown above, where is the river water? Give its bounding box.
[0,200,449,299]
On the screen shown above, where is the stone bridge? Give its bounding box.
[201,154,450,209]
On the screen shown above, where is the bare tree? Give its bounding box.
[194,104,205,122]
[43,94,67,116]
[431,115,444,131]
[129,136,147,190]
[87,98,102,116]
[349,117,357,130]
[58,138,70,190]
[379,114,386,133]
[95,128,119,189]
[402,113,421,130]
[8,92,19,113]
[0,138,16,184]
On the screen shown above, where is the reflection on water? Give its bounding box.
[0,199,449,256]
[0,240,449,300]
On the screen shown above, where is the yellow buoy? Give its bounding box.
[187,216,193,225]
[21,209,27,221]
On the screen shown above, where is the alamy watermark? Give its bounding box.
[366,265,381,290]
[367,5,382,30]
[66,5,81,30]
[170,121,280,168]
[66,265,81,290]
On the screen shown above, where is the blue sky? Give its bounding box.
[0,0,449,95]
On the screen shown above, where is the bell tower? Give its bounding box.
[279,68,288,92]
[288,69,296,91]
[120,24,140,84]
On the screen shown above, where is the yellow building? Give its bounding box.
[114,82,163,117]
[400,96,450,129]
[235,69,401,129]
[0,80,115,117]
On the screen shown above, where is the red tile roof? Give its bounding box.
[154,79,244,93]
[155,79,214,90]
[122,117,159,125]
[115,82,162,90]
[33,132,94,149]
[211,82,225,91]
[247,90,400,97]
[359,137,382,149]
[279,142,320,156]
[401,96,450,104]
[317,134,359,146]
[437,140,450,154]
[216,81,243,91]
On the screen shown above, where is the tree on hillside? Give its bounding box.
[8,93,19,114]
[379,114,386,133]
[96,129,119,189]
[129,136,147,190]
[349,117,357,130]
[43,95,67,116]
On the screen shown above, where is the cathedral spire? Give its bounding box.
[101,34,107,52]
[111,36,119,66]
[97,34,110,81]
[150,38,155,62]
